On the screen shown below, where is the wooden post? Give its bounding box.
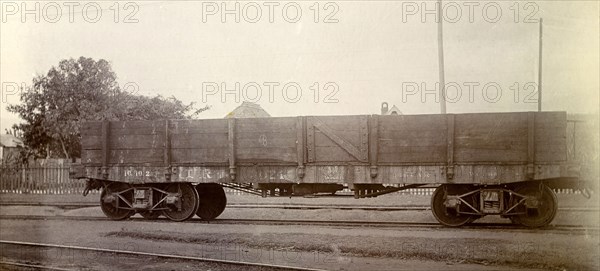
[228,118,236,181]
[527,112,536,179]
[163,120,172,181]
[368,115,379,178]
[101,121,110,179]
[296,116,305,179]
[307,117,315,163]
[446,114,455,180]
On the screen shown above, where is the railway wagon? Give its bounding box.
[71,111,583,227]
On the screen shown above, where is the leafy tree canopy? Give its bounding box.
[7,57,209,159]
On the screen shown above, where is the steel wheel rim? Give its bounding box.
[196,183,227,220]
[162,183,199,222]
[100,183,134,220]
[431,184,476,227]
[512,184,557,228]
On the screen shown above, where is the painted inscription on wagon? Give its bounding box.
[177,167,227,181]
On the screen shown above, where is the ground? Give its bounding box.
[1,192,599,270]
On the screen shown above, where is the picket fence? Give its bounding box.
[0,166,582,196]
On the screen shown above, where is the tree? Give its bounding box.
[7,57,208,159]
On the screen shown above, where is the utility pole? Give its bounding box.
[538,18,543,112]
[437,0,447,114]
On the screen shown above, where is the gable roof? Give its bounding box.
[225,102,271,118]
[0,134,24,148]
[386,105,403,115]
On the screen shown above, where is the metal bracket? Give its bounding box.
[446,166,455,179]
[370,166,378,178]
[100,167,109,180]
[297,166,305,179]
[164,166,172,181]
[526,163,535,180]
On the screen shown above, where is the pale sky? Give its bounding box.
[1,1,598,132]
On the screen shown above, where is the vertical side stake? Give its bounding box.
[446,114,455,180]
[164,120,172,181]
[296,116,305,179]
[101,121,110,180]
[527,112,536,180]
[368,115,379,178]
[228,118,236,181]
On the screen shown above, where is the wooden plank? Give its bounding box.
[236,147,297,163]
[314,147,359,162]
[379,148,446,163]
[455,148,527,162]
[171,133,228,149]
[379,129,447,139]
[453,112,530,163]
[312,117,367,162]
[171,148,228,164]
[379,137,448,147]
[311,115,365,130]
[236,117,297,130]
[82,134,166,150]
[170,119,228,134]
[314,132,360,147]
[235,133,297,148]
[82,149,164,164]
[81,122,102,136]
[110,120,166,130]
[379,114,447,130]
[379,146,442,162]
[109,127,163,136]
[535,147,567,162]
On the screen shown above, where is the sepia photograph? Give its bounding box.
[1,1,599,270]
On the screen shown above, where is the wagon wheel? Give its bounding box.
[431,184,478,227]
[140,211,161,220]
[100,183,135,220]
[162,183,199,222]
[510,183,557,228]
[196,183,227,220]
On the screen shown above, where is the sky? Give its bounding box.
[1,1,599,132]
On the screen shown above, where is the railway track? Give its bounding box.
[1,202,598,212]
[0,240,325,271]
[0,214,597,233]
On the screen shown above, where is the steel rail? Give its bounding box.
[0,261,74,271]
[0,215,598,233]
[0,240,326,271]
[1,202,598,212]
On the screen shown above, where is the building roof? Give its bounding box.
[386,105,403,115]
[225,102,271,118]
[0,134,24,148]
